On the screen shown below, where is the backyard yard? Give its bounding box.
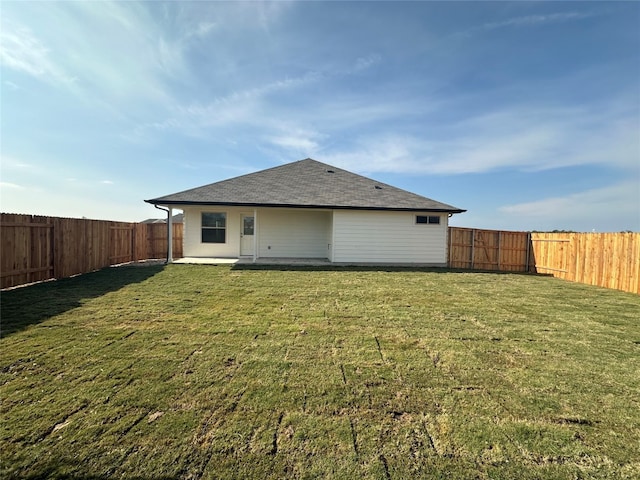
[1,264,639,479]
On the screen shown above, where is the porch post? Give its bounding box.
[167,207,174,263]
[253,208,257,263]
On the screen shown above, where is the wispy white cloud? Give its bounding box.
[0,2,197,113]
[0,19,76,85]
[1,156,37,170]
[0,181,25,190]
[320,134,425,175]
[101,180,114,185]
[129,69,324,139]
[188,22,217,39]
[266,131,322,155]
[250,0,293,35]
[316,90,639,176]
[353,54,381,72]
[452,11,599,39]
[482,12,596,31]
[426,108,637,174]
[499,181,640,231]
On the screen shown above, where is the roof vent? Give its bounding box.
[374,185,382,189]
[326,169,335,173]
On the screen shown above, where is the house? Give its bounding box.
[140,213,184,224]
[144,158,465,265]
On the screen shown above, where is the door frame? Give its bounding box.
[240,213,255,256]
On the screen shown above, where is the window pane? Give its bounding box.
[202,229,226,243]
[417,215,440,225]
[243,217,254,235]
[202,212,226,228]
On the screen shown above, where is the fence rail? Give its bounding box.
[530,232,639,294]
[448,227,639,294]
[1,214,182,289]
[448,228,531,272]
[1,214,637,294]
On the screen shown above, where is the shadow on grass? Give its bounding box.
[0,265,164,338]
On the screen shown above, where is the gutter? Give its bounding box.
[145,199,466,214]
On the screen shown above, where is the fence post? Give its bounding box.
[131,224,136,263]
[471,229,475,269]
[525,232,531,272]
[497,231,501,271]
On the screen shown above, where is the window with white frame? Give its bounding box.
[416,215,440,225]
[201,212,226,243]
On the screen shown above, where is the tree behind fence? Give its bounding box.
[1,214,637,293]
[1,214,182,289]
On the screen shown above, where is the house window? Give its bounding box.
[202,212,226,243]
[416,215,440,225]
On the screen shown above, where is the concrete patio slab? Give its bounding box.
[173,257,239,265]
[172,257,332,266]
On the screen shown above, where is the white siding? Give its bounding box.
[180,206,447,263]
[258,209,331,258]
[332,210,448,264]
[182,206,247,257]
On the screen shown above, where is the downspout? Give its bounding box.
[154,204,173,264]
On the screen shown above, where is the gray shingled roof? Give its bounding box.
[145,158,465,213]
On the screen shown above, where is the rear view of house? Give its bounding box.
[145,159,465,265]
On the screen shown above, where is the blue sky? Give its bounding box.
[1,1,638,231]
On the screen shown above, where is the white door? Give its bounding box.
[240,214,254,256]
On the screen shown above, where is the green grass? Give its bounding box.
[1,264,639,479]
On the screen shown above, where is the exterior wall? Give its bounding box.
[182,206,253,257]
[258,209,331,258]
[181,206,447,263]
[181,206,331,259]
[332,210,448,264]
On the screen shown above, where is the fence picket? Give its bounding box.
[1,214,183,289]
[1,214,637,293]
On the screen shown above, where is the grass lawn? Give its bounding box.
[1,264,639,479]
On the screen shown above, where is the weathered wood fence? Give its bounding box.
[449,228,532,272]
[1,214,182,289]
[529,232,639,294]
[2,214,638,293]
[448,227,639,294]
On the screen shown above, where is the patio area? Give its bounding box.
[172,257,332,266]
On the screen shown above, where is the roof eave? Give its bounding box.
[145,199,465,214]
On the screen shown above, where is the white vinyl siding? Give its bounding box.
[180,206,448,263]
[332,210,448,264]
[182,206,243,257]
[258,209,331,258]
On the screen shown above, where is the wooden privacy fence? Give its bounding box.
[1,214,182,289]
[449,228,532,272]
[530,232,639,294]
[2,215,638,294]
[448,227,639,294]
